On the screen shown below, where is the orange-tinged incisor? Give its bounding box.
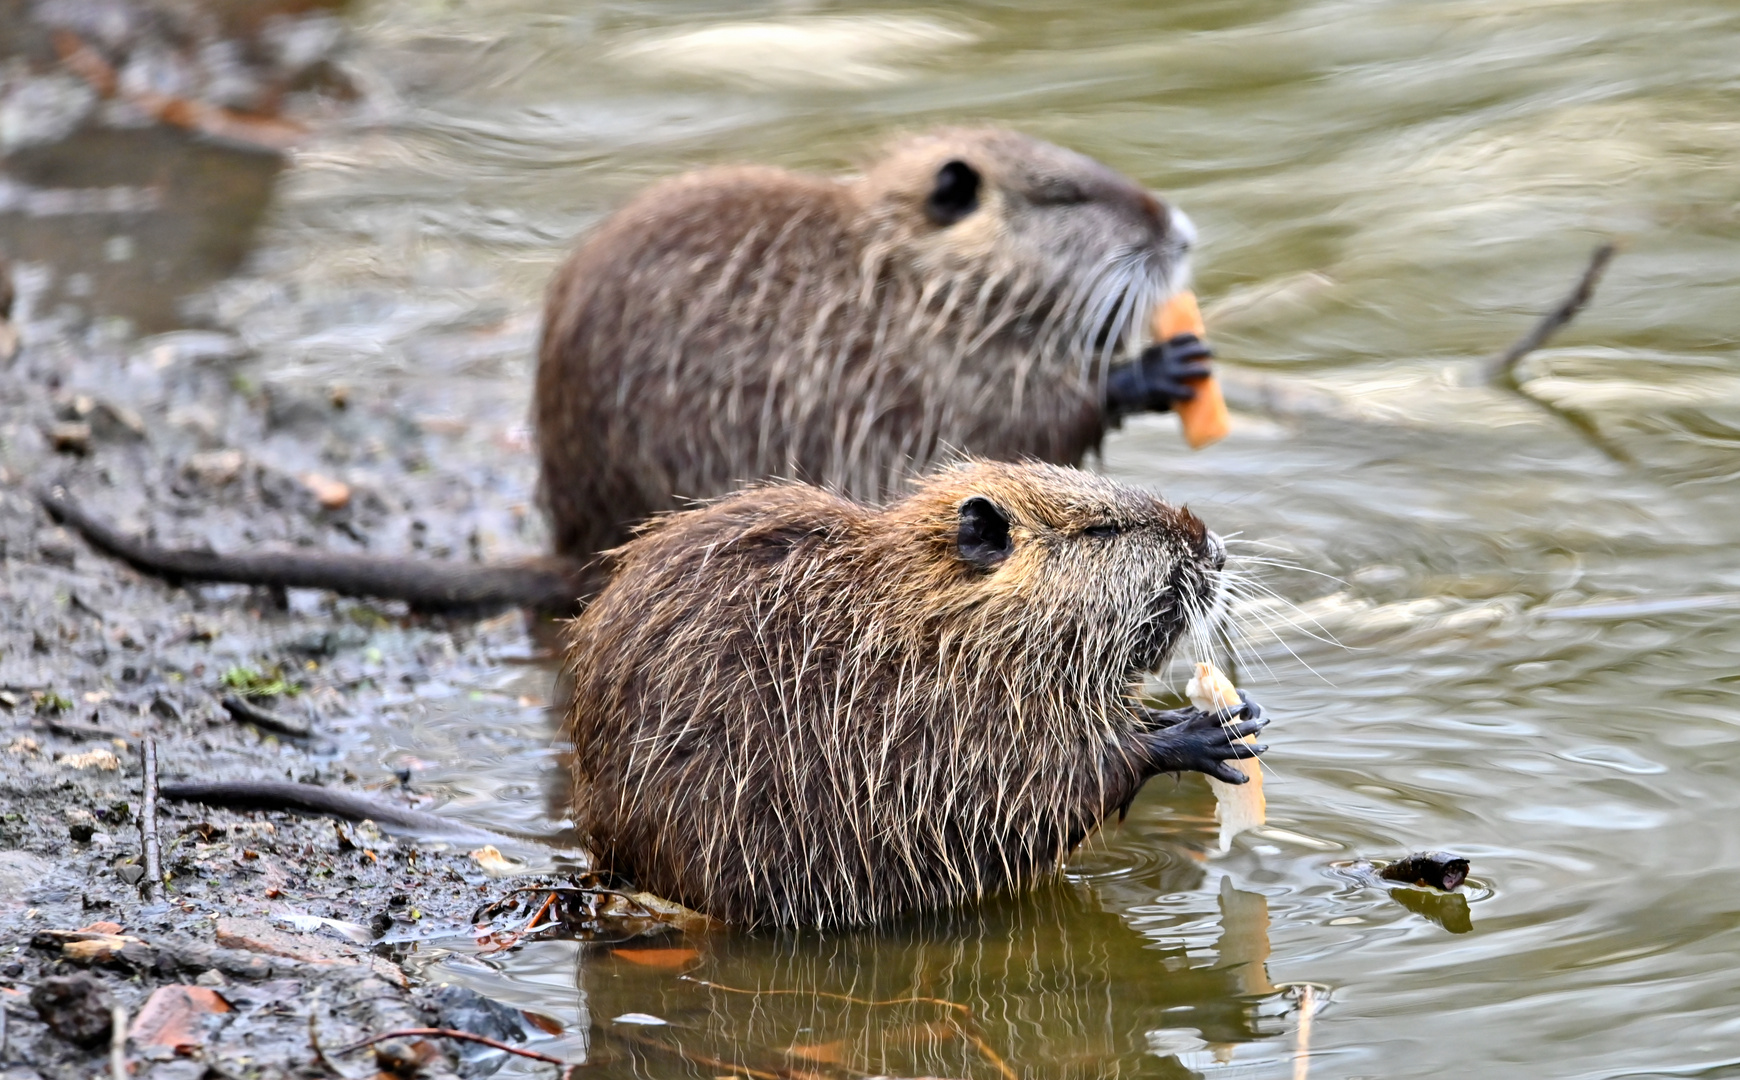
[1154,290,1229,449]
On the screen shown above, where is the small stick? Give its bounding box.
[220,695,312,738]
[109,1004,127,1080]
[1483,243,1618,388]
[333,1028,564,1065]
[140,737,161,901]
[307,987,348,1078]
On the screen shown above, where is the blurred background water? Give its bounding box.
[6,0,1740,1076]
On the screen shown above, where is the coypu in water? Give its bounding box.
[565,459,1265,928]
[42,128,1210,613]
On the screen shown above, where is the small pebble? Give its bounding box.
[49,421,92,455]
[302,473,351,510]
[184,448,246,487]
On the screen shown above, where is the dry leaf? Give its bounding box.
[468,845,524,875]
[129,985,232,1050]
[521,1010,564,1036]
[61,934,139,963]
[59,749,120,771]
[610,947,700,969]
[302,473,351,510]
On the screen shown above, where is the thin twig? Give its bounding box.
[307,987,347,1078]
[1483,243,1618,388]
[1480,243,1633,463]
[332,1028,564,1065]
[140,738,161,901]
[109,1004,127,1080]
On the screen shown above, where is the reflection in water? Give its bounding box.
[1387,887,1473,936]
[572,880,1298,1079]
[0,125,282,333]
[11,0,1740,1073]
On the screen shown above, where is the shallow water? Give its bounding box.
[18,0,1740,1075]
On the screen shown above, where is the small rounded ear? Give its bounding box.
[957,496,1012,568]
[924,160,981,226]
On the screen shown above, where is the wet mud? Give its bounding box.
[0,62,584,1066]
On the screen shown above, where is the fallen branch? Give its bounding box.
[160,779,511,844]
[333,1028,564,1066]
[140,739,161,902]
[1483,243,1619,388]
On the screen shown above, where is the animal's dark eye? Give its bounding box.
[925,160,981,226]
[1083,524,1120,539]
[957,496,1011,568]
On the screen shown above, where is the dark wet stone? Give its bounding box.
[30,972,115,1046]
[433,984,526,1077]
[1378,851,1470,891]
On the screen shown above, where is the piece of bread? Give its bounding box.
[1187,662,1264,852]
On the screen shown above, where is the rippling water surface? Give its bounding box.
[44,0,1740,1075]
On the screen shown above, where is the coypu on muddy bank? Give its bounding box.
[42,127,1210,614]
[566,459,1265,928]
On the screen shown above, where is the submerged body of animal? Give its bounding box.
[564,460,1266,928]
[42,128,1211,612]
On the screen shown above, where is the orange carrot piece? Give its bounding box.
[1154,291,1230,449]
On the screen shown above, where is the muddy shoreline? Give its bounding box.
[0,6,598,1051]
[0,297,607,1075]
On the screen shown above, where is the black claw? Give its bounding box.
[1208,762,1250,785]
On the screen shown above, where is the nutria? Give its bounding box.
[41,127,1210,613]
[565,459,1265,928]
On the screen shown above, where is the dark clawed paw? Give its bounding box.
[1141,333,1214,404]
[1109,334,1216,417]
[1144,702,1269,781]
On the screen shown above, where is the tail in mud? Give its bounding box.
[38,484,597,615]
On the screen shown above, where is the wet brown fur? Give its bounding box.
[564,459,1223,928]
[41,128,1188,614]
[537,127,1189,562]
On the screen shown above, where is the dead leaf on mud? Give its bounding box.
[301,472,352,510]
[61,934,141,963]
[59,748,120,770]
[609,947,700,969]
[469,845,526,876]
[129,984,233,1050]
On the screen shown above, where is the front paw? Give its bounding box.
[1140,695,1267,784]
[1106,333,1214,417]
